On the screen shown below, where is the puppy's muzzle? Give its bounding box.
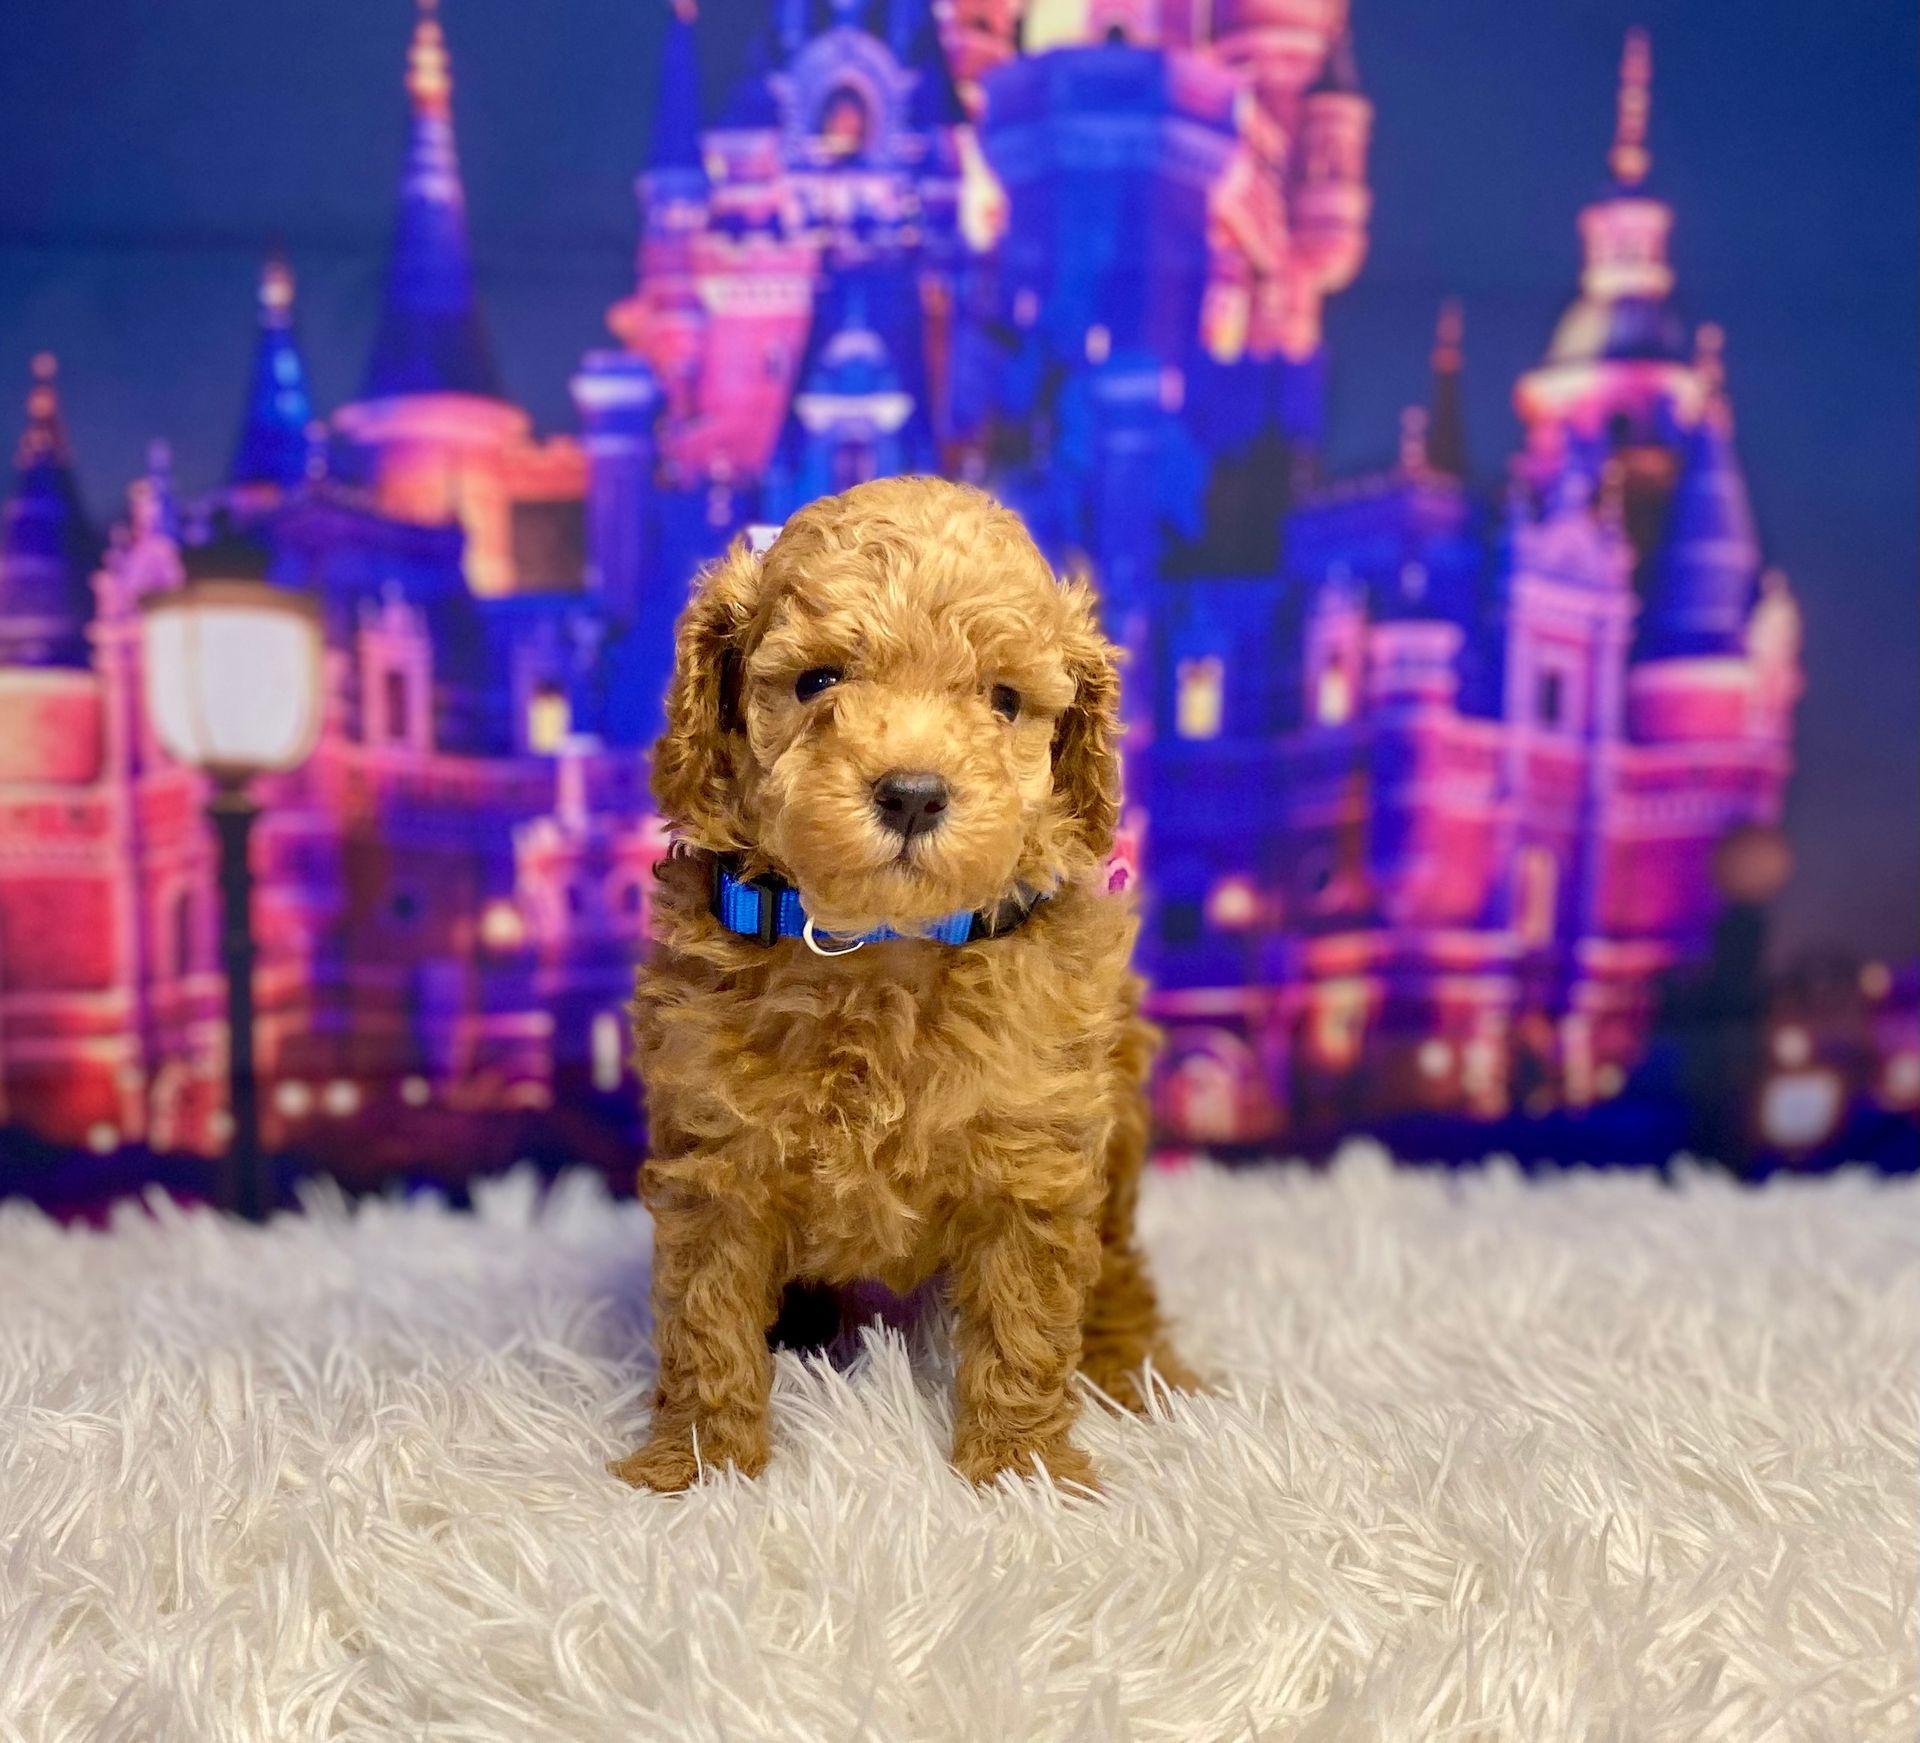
[872,770,950,842]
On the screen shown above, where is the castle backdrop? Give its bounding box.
[1,0,1914,1196]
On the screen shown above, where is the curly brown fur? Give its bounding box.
[611,476,1193,1496]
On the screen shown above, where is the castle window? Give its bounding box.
[1160,899,1205,946]
[1206,876,1260,931]
[528,682,571,754]
[1299,851,1336,904]
[621,880,643,917]
[171,889,195,978]
[479,900,526,951]
[818,86,870,161]
[1311,979,1369,1070]
[591,1011,624,1093]
[384,668,411,744]
[392,892,419,926]
[1315,657,1355,727]
[1536,668,1565,729]
[831,438,877,494]
[1516,847,1558,948]
[1176,657,1224,740]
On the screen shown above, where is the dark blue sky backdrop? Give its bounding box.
[1,0,1913,960]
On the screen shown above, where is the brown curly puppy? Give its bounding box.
[610,475,1195,1495]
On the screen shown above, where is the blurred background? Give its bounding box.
[0,0,1914,1216]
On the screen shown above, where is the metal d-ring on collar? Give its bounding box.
[802,917,865,958]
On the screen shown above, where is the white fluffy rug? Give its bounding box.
[2,1151,1916,1742]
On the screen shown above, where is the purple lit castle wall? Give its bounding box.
[0,0,1803,1171]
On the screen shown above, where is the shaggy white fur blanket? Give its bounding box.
[1,1151,1914,1742]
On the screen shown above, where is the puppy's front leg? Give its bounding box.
[947,1196,1101,1491]
[610,1187,781,1493]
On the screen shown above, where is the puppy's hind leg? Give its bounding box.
[1079,1016,1201,1413]
[610,1183,783,1493]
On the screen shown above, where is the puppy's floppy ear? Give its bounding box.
[1051,573,1124,865]
[650,538,763,848]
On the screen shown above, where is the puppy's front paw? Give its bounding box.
[952,1432,1101,1494]
[608,1419,769,1493]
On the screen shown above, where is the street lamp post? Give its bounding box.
[140,576,324,1220]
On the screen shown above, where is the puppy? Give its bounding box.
[611,476,1194,1494]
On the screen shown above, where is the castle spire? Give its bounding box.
[0,355,96,667]
[230,250,315,489]
[1643,338,1760,658]
[1427,298,1467,479]
[780,0,808,56]
[1397,404,1429,476]
[647,3,706,174]
[898,0,967,128]
[360,0,502,402]
[1608,26,1652,189]
[1308,26,1363,97]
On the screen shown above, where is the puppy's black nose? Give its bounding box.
[872,770,950,840]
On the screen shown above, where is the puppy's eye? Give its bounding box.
[795,667,843,702]
[990,684,1021,721]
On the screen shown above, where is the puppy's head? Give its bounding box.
[652,476,1120,937]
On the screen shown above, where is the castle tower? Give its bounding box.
[0,356,123,1146]
[935,0,1024,111]
[1513,28,1708,553]
[0,356,95,668]
[1426,299,1468,480]
[1638,338,1758,661]
[1210,0,1352,124]
[334,0,536,595]
[360,0,500,404]
[229,252,316,493]
[1282,25,1373,358]
[782,284,918,504]
[609,3,711,431]
[605,3,818,497]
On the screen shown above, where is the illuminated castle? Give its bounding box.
[0,2,1799,1163]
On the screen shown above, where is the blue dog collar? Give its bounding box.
[708,858,1035,955]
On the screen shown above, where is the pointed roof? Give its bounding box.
[361,0,502,403]
[1608,26,1653,191]
[647,4,707,173]
[1643,389,1760,658]
[796,281,910,418]
[0,355,96,667]
[230,252,315,488]
[1536,29,1685,371]
[1306,28,1363,98]
[717,27,780,131]
[899,0,967,128]
[1427,298,1468,479]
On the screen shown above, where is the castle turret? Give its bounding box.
[785,284,918,503]
[647,2,706,181]
[1426,299,1468,480]
[360,0,500,404]
[229,252,315,492]
[1514,28,1700,513]
[0,356,95,668]
[1287,26,1374,337]
[607,4,714,450]
[1211,0,1352,123]
[1640,364,1759,660]
[334,0,547,597]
